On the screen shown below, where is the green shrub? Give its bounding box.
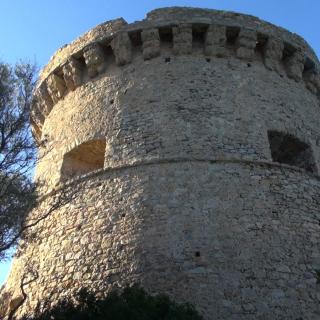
[22,286,203,320]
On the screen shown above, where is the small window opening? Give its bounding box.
[103,45,114,57]
[164,57,171,63]
[159,27,173,43]
[303,58,315,73]
[282,42,296,62]
[302,58,316,80]
[192,25,206,50]
[73,53,87,69]
[195,251,201,257]
[255,34,267,56]
[206,58,211,63]
[129,30,142,47]
[61,138,106,179]
[159,27,173,54]
[226,26,240,46]
[268,131,317,173]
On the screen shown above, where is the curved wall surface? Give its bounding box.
[2,7,320,320]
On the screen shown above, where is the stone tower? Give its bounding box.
[2,7,320,320]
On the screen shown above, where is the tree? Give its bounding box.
[21,286,204,320]
[0,61,37,261]
[0,61,80,319]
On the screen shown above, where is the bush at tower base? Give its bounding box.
[21,286,203,320]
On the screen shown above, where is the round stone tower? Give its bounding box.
[2,7,320,320]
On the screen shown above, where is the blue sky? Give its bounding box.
[0,0,319,285]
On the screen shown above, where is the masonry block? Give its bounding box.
[111,32,132,66]
[173,24,192,55]
[83,43,106,78]
[141,28,160,60]
[236,28,257,60]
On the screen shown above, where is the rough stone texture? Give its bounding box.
[236,29,257,60]
[37,83,54,115]
[46,74,67,104]
[263,37,284,74]
[285,49,305,82]
[62,57,83,91]
[111,32,132,66]
[83,43,106,78]
[1,7,320,320]
[173,24,193,55]
[305,68,320,94]
[141,28,161,60]
[204,25,227,58]
[39,18,127,81]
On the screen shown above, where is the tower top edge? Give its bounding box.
[40,17,127,82]
[39,7,318,81]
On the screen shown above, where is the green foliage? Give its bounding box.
[0,61,37,260]
[22,286,203,320]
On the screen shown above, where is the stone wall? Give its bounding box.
[30,7,320,146]
[2,7,320,320]
[4,162,320,319]
[35,52,320,185]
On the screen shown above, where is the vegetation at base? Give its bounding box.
[22,286,204,320]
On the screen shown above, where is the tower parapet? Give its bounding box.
[31,8,320,142]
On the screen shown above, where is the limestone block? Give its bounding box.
[173,24,192,55]
[46,73,67,104]
[141,28,160,60]
[264,37,284,74]
[62,57,83,91]
[37,82,54,115]
[29,86,49,141]
[83,43,106,78]
[30,100,44,135]
[236,29,257,60]
[204,25,227,57]
[304,68,320,94]
[285,49,305,82]
[111,32,132,66]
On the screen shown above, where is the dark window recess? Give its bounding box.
[61,138,106,179]
[192,25,206,49]
[159,27,173,43]
[226,26,240,45]
[315,269,320,284]
[129,31,142,47]
[195,251,201,257]
[255,34,268,56]
[268,131,317,173]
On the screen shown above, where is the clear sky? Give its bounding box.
[0,0,319,285]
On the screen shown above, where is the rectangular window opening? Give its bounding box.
[61,138,106,180]
[268,130,317,174]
